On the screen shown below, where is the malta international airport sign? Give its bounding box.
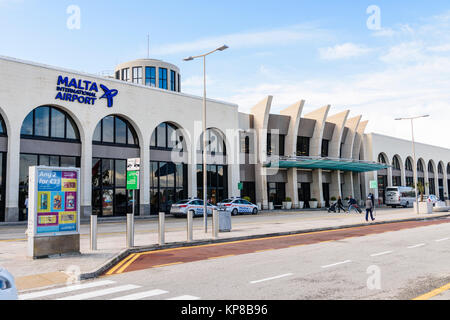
[27,166,81,258]
[54,75,118,108]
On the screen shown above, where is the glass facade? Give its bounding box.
[298,182,311,208]
[19,154,80,221]
[170,70,176,91]
[199,129,226,155]
[267,134,285,156]
[92,158,137,217]
[297,137,310,156]
[267,182,286,208]
[150,161,187,214]
[93,116,139,146]
[321,139,329,157]
[132,67,143,84]
[159,68,168,89]
[21,106,80,141]
[151,122,184,151]
[122,68,130,82]
[145,67,156,87]
[197,164,228,205]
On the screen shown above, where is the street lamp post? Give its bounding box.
[395,115,429,213]
[184,45,228,233]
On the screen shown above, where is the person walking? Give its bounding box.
[347,196,359,214]
[337,196,346,213]
[366,196,375,222]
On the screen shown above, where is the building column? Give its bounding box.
[424,170,430,195]
[311,169,324,207]
[229,162,240,198]
[330,170,342,200]
[387,167,393,188]
[188,147,197,198]
[255,165,268,209]
[353,172,362,204]
[286,168,299,208]
[139,140,150,216]
[342,171,354,200]
[4,126,20,222]
[80,138,92,219]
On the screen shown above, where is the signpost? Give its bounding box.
[27,166,80,259]
[126,158,140,248]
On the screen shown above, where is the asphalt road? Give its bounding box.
[20,218,450,300]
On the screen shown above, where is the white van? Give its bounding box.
[385,186,416,208]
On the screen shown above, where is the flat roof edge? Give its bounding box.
[0,55,239,109]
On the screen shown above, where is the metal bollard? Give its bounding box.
[158,212,165,245]
[126,213,134,248]
[187,210,194,242]
[212,209,219,239]
[90,215,98,251]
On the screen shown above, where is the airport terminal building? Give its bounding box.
[1,55,450,222]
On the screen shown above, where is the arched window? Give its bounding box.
[93,115,138,146]
[151,122,184,151]
[378,154,387,164]
[0,115,6,137]
[198,129,226,155]
[428,162,434,173]
[417,160,424,172]
[438,163,444,175]
[392,156,401,170]
[447,164,450,175]
[21,106,79,141]
[405,158,413,171]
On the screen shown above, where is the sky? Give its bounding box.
[1,0,450,147]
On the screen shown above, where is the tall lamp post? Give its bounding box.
[395,115,429,213]
[184,45,229,233]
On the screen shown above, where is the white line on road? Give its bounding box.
[321,260,352,269]
[110,289,168,300]
[250,273,294,284]
[435,238,449,242]
[408,243,426,249]
[18,280,116,300]
[370,251,393,257]
[58,284,141,300]
[167,295,200,300]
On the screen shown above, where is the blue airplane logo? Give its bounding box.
[99,84,118,108]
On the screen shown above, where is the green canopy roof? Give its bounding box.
[264,157,390,173]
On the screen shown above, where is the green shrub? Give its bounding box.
[285,197,292,202]
[331,197,337,201]
[243,196,251,202]
[310,198,318,202]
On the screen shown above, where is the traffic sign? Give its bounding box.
[127,158,140,171]
[127,171,140,190]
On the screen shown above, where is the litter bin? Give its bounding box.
[219,210,232,232]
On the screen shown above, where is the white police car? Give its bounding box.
[0,268,18,300]
[217,198,258,216]
[170,199,217,218]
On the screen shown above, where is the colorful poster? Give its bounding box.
[34,168,79,235]
[65,192,77,211]
[51,192,65,212]
[38,192,51,212]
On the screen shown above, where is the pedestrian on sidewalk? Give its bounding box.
[337,196,346,213]
[365,196,375,222]
[347,196,360,214]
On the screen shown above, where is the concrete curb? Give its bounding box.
[79,213,450,281]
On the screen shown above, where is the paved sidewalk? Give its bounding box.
[1,208,448,291]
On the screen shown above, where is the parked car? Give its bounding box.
[0,268,17,300]
[385,186,416,208]
[170,199,217,217]
[217,198,258,216]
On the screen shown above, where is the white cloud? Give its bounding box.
[379,41,425,63]
[152,24,329,56]
[319,43,372,60]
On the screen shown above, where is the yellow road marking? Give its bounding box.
[207,255,235,260]
[115,253,142,274]
[254,249,275,253]
[106,253,136,275]
[413,282,450,300]
[152,262,184,268]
